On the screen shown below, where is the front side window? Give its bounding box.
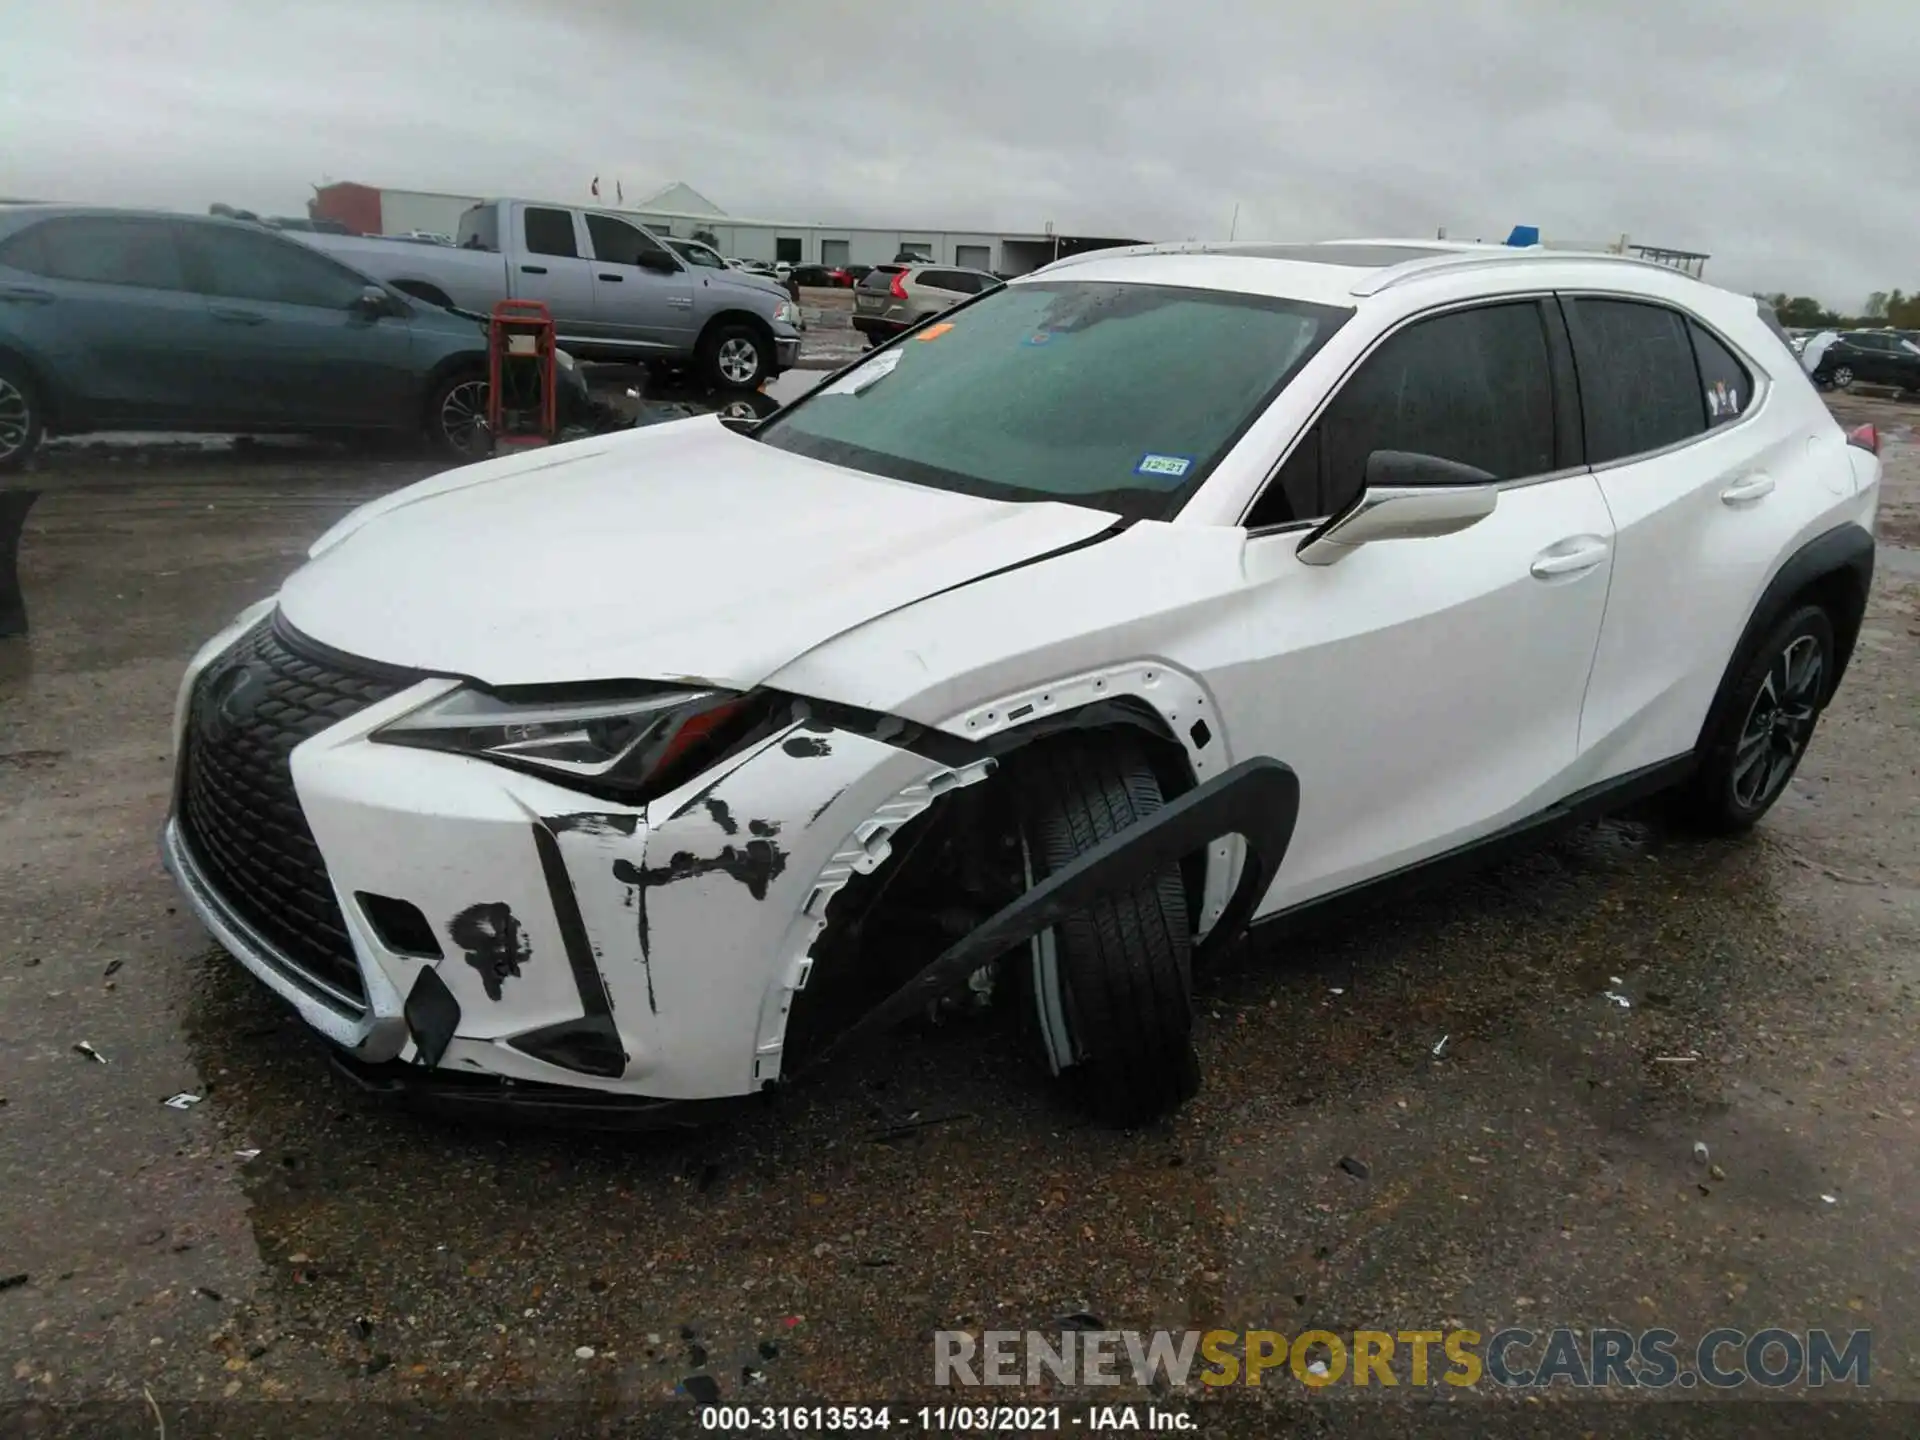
[176,224,366,308]
[585,213,672,267]
[6,217,185,291]
[523,207,579,258]
[757,280,1349,521]
[1249,301,1556,528]
[1563,297,1705,463]
[672,241,725,270]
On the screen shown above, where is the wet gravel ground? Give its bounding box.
[1,392,1916,1437]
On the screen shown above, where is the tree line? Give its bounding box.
[1757,290,1920,330]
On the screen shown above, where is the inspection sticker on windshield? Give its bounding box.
[1134,453,1194,480]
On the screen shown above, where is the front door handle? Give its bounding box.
[209,307,267,325]
[1530,537,1610,580]
[1720,474,1775,505]
[598,273,622,282]
[520,265,548,275]
[0,285,54,305]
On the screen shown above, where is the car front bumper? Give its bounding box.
[164,612,993,1103]
[773,333,802,371]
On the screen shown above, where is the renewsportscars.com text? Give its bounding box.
[934,1327,1871,1390]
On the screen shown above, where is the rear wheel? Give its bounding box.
[1011,737,1198,1125]
[1672,603,1834,833]
[0,360,44,472]
[697,323,770,392]
[1830,364,1855,389]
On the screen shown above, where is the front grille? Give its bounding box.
[176,615,416,1009]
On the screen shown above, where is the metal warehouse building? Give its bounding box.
[309,180,1137,276]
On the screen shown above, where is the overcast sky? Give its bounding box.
[3,0,1913,306]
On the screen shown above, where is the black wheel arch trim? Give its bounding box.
[0,342,64,432]
[798,756,1300,1071]
[1703,521,1874,740]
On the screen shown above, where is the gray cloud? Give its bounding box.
[3,0,1912,306]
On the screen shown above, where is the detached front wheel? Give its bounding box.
[1011,737,1198,1126]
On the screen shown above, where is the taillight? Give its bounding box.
[1846,423,1879,456]
[889,270,909,300]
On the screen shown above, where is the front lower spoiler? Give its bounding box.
[809,756,1302,1068]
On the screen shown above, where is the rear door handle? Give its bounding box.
[209,307,267,325]
[0,285,54,305]
[597,273,622,282]
[1720,474,1775,505]
[520,265,547,275]
[1530,536,1610,580]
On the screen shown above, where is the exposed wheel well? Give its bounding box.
[780,706,1203,1073]
[420,352,488,413]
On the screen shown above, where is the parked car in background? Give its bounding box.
[791,264,851,288]
[1809,330,1920,392]
[298,199,802,391]
[0,204,501,469]
[163,240,1878,1126]
[851,263,1004,346]
[843,263,874,286]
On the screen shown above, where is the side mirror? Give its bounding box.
[353,284,398,318]
[637,250,679,274]
[1295,451,1498,566]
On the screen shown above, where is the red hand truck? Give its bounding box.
[486,300,557,449]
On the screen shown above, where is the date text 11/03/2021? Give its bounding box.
[700,1407,1190,1431]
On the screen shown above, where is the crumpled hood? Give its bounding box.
[278,416,1117,689]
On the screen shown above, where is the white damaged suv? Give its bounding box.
[165,240,1881,1126]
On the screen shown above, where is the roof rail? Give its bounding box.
[1349,247,1692,297]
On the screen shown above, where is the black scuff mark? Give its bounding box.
[615,838,788,903]
[448,902,530,1002]
[703,798,739,835]
[607,860,658,1014]
[545,812,640,838]
[783,736,831,758]
[807,787,848,827]
[748,818,780,837]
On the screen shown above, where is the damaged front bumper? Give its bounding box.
[163,617,991,1105]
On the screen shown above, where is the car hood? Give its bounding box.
[277,416,1118,689]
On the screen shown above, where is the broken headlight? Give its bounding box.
[370,684,755,799]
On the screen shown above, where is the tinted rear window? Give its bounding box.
[859,266,903,290]
[1563,298,1705,464]
[7,216,185,290]
[758,280,1350,521]
[523,207,578,258]
[1689,322,1753,426]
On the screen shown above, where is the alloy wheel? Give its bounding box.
[0,377,31,463]
[716,337,761,385]
[438,379,490,456]
[1831,365,1855,389]
[1731,634,1823,811]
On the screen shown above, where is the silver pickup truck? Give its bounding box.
[298,199,803,391]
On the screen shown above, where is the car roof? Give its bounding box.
[1021,238,1716,309]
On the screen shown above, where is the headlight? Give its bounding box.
[371,684,756,799]
[774,301,800,326]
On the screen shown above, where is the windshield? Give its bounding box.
[757,281,1349,520]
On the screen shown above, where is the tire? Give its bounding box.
[1011,737,1198,1125]
[426,369,492,462]
[696,323,770,393]
[1672,603,1835,834]
[0,359,45,473]
[1831,364,1855,389]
